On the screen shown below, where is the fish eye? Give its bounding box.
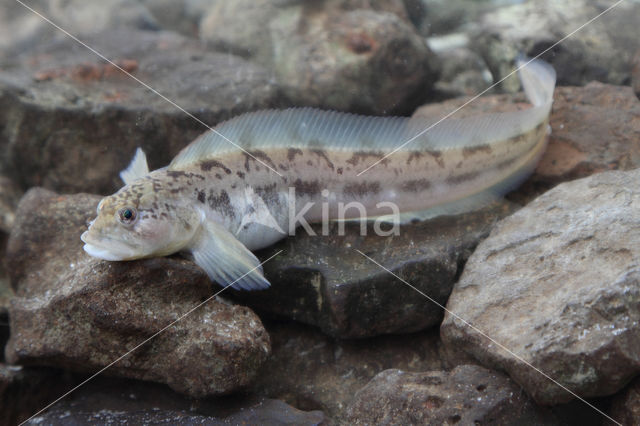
[117,207,137,225]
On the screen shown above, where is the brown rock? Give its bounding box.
[254,321,444,419]
[344,365,559,425]
[0,365,74,425]
[610,377,640,426]
[5,188,271,398]
[0,29,278,195]
[200,0,438,114]
[237,200,517,339]
[441,169,640,405]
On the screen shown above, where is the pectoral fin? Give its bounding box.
[120,148,150,184]
[188,219,271,291]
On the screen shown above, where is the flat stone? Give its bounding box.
[200,0,438,114]
[237,200,517,339]
[441,168,640,405]
[253,321,444,419]
[5,188,271,398]
[0,29,278,195]
[344,365,559,425]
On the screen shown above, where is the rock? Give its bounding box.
[253,321,444,419]
[532,83,640,192]
[5,188,271,398]
[417,0,504,36]
[426,34,493,98]
[0,29,278,195]
[0,365,74,425]
[633,49,640,99]
[610,377,640,426]
[19,375,324,426]
[472,0,640,91]
[441,168,640,405]
[237,200,516,339]
[344,365,559,425]
[141,0,213,38]
[0,175,22,233]
[0,0,159,59]
[200,0,438,114]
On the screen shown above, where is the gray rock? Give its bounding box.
[200,0,438,114]
[142,0,214,38]
[441,168,640,405]
[0,29,278,195]
[16,375,324,426]
[0,175,22,233]
[633,49,640,99]
[344,365,559,425]
[610,376,640,426]
[5,188,271,398]
[0,232,11,316]
[472,0,640,91]
[426,34,493,97]
[237,200,517,339]
[0,0,159,58]
[254,321,444,419]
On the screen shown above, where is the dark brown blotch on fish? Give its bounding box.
[425,150,445,168]
[462,145,493,159]
[446,171,482,185]
[401,179,431,193]
[346,151,388,167]
[406,151,423,165]
[208,189,235,219]
[343,182,381,198]
[287,148,303,162]
[294,179,321,197]
[200,159,232,174]
[311,149,334,170]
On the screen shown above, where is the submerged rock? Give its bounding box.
[254,321,444,419]
[441,168,640,405]
[20,375,324,426]
[0,176,22,234]
[345,365,558,425]
[237,200,516,339]
[610,377,640,426]
[473,0,640,91]
[200,0,438,114]
[5,188,271,398]
[0,29,278,195]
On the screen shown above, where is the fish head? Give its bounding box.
[81,182,201,261]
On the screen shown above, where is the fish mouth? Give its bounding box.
[81,230,137,261]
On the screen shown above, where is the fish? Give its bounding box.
[81,58,556,291]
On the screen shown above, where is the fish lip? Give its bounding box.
[83,243,127,261]
[81,230,136,261]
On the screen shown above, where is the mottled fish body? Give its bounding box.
[82,58,556,290]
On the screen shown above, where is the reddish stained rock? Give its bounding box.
[0,29,278,195]
[5,188,271,398]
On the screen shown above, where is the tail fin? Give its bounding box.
[517,57,556,108]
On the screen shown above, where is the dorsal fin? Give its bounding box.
[120,148,150,184]
[168,58,555,170]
